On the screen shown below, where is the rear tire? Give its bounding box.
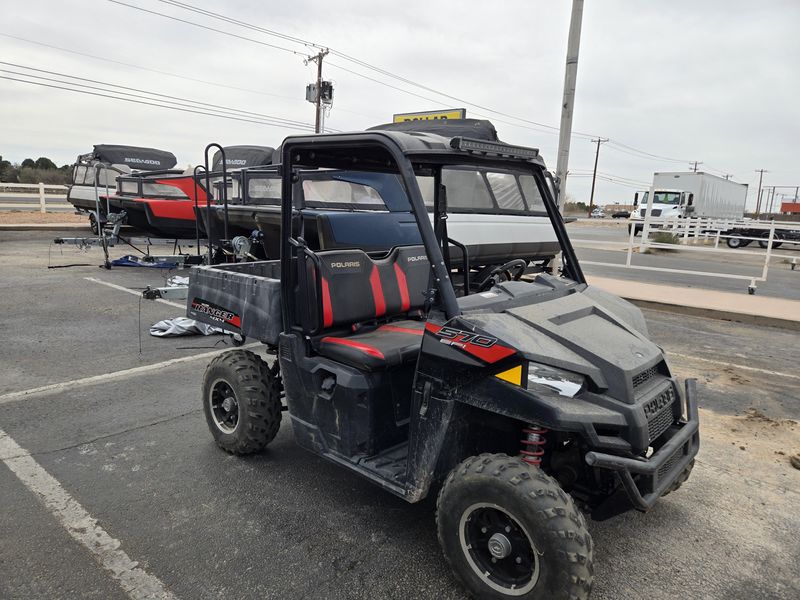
[436,453,593,600]
[202,350,282,454]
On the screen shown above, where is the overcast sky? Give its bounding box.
[1,0,799,208]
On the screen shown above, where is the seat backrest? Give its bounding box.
[303,245,430,332]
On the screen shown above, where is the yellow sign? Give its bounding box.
[392,108,466,123]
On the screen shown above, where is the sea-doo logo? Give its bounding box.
[330,261,360,268]
[191,298,240,327]
[125,158,161,166]
[226,159,247,166]
[643,388,674,418]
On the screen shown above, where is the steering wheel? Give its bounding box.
[476,259,528,292]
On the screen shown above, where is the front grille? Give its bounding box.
[657,446,685,480]
[644,386,676,442]
[639,208,663,217]
[633,366,658,390]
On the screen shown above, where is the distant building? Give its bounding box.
[780,202,800,215]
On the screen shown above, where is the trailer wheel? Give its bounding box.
[726,235,743,249]
[437,453,593,600]
[89,212,99,235]
[202,350,282,454]
[758,233,782,249]
[662,459,695,496]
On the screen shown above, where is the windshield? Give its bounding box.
[653,191,681,205]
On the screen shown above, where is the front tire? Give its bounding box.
[437,454,593,600]
[202,350,282,454]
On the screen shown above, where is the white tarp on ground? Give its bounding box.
[149,317,222,337]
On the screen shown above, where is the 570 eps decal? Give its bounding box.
[425,323,515,364]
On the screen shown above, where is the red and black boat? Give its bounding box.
[106,146,274,238]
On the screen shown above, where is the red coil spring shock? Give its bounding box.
[520,424,548,466]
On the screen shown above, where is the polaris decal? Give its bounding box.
[191,298,241,328]
[425,323,516,364]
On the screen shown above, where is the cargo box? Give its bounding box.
[186,260,282,345]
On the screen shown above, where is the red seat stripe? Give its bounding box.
[393,263,410,311]
[378,324,423,335]
[321,336,385,359]
[369,265,386,317]
[321,277,333,328]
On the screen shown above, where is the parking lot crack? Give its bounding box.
[1,409,201,461]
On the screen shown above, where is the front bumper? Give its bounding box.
[585,379,700,511]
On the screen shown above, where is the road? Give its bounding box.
[0,232,798,599]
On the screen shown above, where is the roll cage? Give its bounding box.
[278,131,585,327]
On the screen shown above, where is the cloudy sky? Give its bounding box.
[1,0,798,209]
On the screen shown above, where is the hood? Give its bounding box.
[464,282,664,403]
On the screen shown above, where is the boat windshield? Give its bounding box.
[416,167,546,215]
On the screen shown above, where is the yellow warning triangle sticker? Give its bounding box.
[495,365,522,386]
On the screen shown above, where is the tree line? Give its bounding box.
[0,155,72,185]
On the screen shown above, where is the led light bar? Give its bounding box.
[449,137,539,160]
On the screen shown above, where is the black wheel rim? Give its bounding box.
[209,379,239,434]
[459,503,539,595]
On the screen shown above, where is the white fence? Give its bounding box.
[582,217,800,293]
[0,182,69,213]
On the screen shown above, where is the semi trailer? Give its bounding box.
[629,172,748,235]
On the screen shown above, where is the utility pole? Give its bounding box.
[588,137,608,212]
[754,168,767,217]
[307,49,329,133]
[554,0,584,212]
[690,161,703,173]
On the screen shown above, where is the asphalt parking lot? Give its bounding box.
[1,231,798,600]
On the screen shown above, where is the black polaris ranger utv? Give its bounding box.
[190,131,700,599]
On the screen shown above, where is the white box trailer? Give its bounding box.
[653,172,747,219]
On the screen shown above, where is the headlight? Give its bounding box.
[526,363,585,397]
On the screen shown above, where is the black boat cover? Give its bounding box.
[368,118,499,141]
[212,145,275,171]
[92,145,177,170]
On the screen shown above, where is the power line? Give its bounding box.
[0,61,315,129]
[0,74,318,131]
[0,32,379,123]
[105,0,306,57]
[0,32,300,103]
[142,0,592,137]
[157,0,737,175]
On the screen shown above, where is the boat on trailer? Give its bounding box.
[106,145,274,239]
[66,144,178,232]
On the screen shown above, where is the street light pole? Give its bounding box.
[554,0,585,212]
